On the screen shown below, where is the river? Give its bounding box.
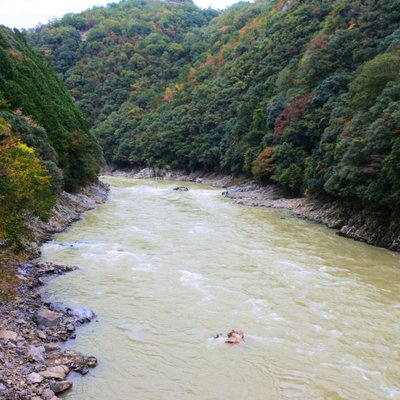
[40,176,400,400]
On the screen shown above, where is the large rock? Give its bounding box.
[39,366,68,380]
[36,309,61,328]
[0,330,18,341]
[71,307,96,323]
[27,372,44,384]
[50,380,73,394]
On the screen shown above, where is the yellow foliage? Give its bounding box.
[0,136,54,246]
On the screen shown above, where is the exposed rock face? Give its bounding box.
[107,166,234,188]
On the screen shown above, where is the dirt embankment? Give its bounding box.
[108,166,400,252]
[0,182,109,400]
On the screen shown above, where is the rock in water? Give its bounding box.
[36,308,61,328]
[50,380,73,394]
[71,307,96,323]
[173,186,189,191]
[225,329,245,344]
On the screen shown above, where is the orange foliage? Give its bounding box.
[189,67,197,80]
[306,33,328,52]
[216,49,224,66]
[199,54,214,69]
[274,92,314,139]
[7,49,23,60]
[252,147,274,179]
[163,87,173,102]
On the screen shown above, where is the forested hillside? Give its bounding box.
[0,27,103,246]
[28,0,400,210]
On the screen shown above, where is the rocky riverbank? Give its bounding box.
[0,182,109,400]
[107,167,400,252]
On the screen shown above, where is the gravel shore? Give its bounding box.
[0,182,109,400]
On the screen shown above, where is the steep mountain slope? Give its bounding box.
[28,0,400,211]
[0,27,103,246]
[28,0,217,160]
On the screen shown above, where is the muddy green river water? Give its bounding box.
[40,177,400,400]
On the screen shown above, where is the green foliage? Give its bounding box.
[0,27,103,191]
[28,0,400,209]
[0,123,55,248]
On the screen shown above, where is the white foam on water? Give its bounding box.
[244,297,265,316]
[131,264,154,272]
[121,225,153,235]
[179,270,206,290]
[188,225,213,234]
[344,365,381,376]
[126,185,167,196]
[268,311,286,321]
[380,384,400,398]
[207,335,226,346]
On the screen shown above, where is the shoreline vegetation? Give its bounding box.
[108,167,400,252]
[0,182,108,400]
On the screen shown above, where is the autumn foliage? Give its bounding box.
[251,147,273,181]
[0,119,55,248]
[273,92,314,139]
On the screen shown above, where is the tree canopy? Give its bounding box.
[27,0,400,210]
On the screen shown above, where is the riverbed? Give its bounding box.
[40,177,400,400]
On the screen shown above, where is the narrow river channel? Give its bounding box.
[40,177,400,400]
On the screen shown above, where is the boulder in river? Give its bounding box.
[50,380,73,394]
[213,329,245,344]
[173,186,189,191]
[225,329,244,344]
[71,307,96,323]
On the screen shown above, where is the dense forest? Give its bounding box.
[0,27,103,247]
[27,0,400,213]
